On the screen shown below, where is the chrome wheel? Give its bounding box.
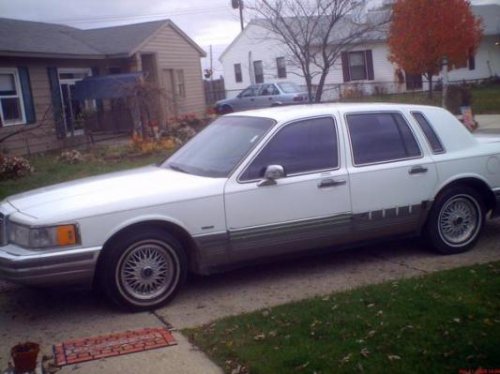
[117,240,179,302]
[438,195,481,247]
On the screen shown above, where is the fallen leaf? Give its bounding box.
[340,353,352,364]
[387,355,401,361]
[360,348,370,358]
[253,333,266,341]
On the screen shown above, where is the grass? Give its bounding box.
[0,147,169,200]
[340,84,500,114]
[185,262,500,374]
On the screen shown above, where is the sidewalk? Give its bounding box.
[475,114,500,132]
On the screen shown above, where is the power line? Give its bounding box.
[44,6,232,25]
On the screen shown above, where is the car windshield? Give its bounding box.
[162,116,275,178]
[277,82,302,93]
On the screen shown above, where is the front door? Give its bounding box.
[224,116,352,261]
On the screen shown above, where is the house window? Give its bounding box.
[0,68,25,126]
[253,60,264,83]
[276,57,287,78]
[341,50,374,82]
[175,69,185,98]
[234,63,242,83]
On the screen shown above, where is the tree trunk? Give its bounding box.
[315,70,329,103]
[304,75,314,103]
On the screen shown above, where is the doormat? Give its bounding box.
[53,327,176,366]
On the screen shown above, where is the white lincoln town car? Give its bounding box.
[1,104,499,310]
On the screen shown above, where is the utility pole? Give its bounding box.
[231,0,244,31]
[210,45,215,103]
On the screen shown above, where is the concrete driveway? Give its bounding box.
[0,218,499,373]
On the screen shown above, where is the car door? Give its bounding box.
[224,116,352,262]
[343,110,438,240]
[235,85,259,110]
[255,83,280,108]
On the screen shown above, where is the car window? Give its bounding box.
[347,112,421,165]
[259,84,279,96]
[277,82,301,93]
[240,117,338,181]
[240,86,257,97]
[164,116,274,178]
[411,111,445,154]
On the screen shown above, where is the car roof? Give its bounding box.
[224,102,439,123]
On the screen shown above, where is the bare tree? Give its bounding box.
[248,0,389,102]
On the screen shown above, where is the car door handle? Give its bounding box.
[318,178,346,188]
[408,166,428,175]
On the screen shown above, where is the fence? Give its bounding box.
[204,78,226,105]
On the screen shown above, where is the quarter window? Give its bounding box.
[0,68,25,126]
[347,112,421,165]
[241,117,338,181]
[412,111,445,153]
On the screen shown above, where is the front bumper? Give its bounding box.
[0,244,101,287]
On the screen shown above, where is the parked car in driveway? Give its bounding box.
[1,104,499,310]
[214,81,309,114]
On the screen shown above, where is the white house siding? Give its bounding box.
[447,36,500,83]
[139,24,206,118]
[221,23,401,101]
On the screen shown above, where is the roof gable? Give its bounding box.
[0,17,205,59]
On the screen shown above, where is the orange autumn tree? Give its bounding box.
[388,0,483,97]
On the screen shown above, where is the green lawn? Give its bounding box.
[185,262,500,374]
[0,148,168,200]
[340,85,500,114]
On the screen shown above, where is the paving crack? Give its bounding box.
[151,310,175,331]
[369,252,430,274]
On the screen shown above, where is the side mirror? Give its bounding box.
[257,165,285,187]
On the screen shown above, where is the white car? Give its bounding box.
[1,104,499,310]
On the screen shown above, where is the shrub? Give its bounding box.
[0,154,34,180]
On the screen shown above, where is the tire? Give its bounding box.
[98,228,187,311]
[425,187,485,254]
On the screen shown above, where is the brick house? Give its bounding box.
[0,18,206,154]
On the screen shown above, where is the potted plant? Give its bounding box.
[11,342,40,373]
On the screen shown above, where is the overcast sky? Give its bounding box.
[0,0,497,77]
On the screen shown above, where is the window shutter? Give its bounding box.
[17,67,36,124]
[366,50,374,80]
[91,66,104,112]
[341,52,350,82]
[47,67,65,139]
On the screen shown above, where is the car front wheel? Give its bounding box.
[99,228,187,311]
[425,187,485,254]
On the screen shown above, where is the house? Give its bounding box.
[219,4,500,100]
[0,18,206,154]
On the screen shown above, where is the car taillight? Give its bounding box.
[293,95,304,102]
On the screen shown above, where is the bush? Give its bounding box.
[0,154,34,180]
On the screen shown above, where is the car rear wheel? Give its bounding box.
[99,228,187,311]
[425,187,485,254]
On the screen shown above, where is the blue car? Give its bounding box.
[215,82,310,114]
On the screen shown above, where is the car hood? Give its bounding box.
[5,166,226,222]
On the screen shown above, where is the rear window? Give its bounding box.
[276,82,302,93]
[411,111,445,154]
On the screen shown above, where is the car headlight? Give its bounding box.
[8,221,79,249]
